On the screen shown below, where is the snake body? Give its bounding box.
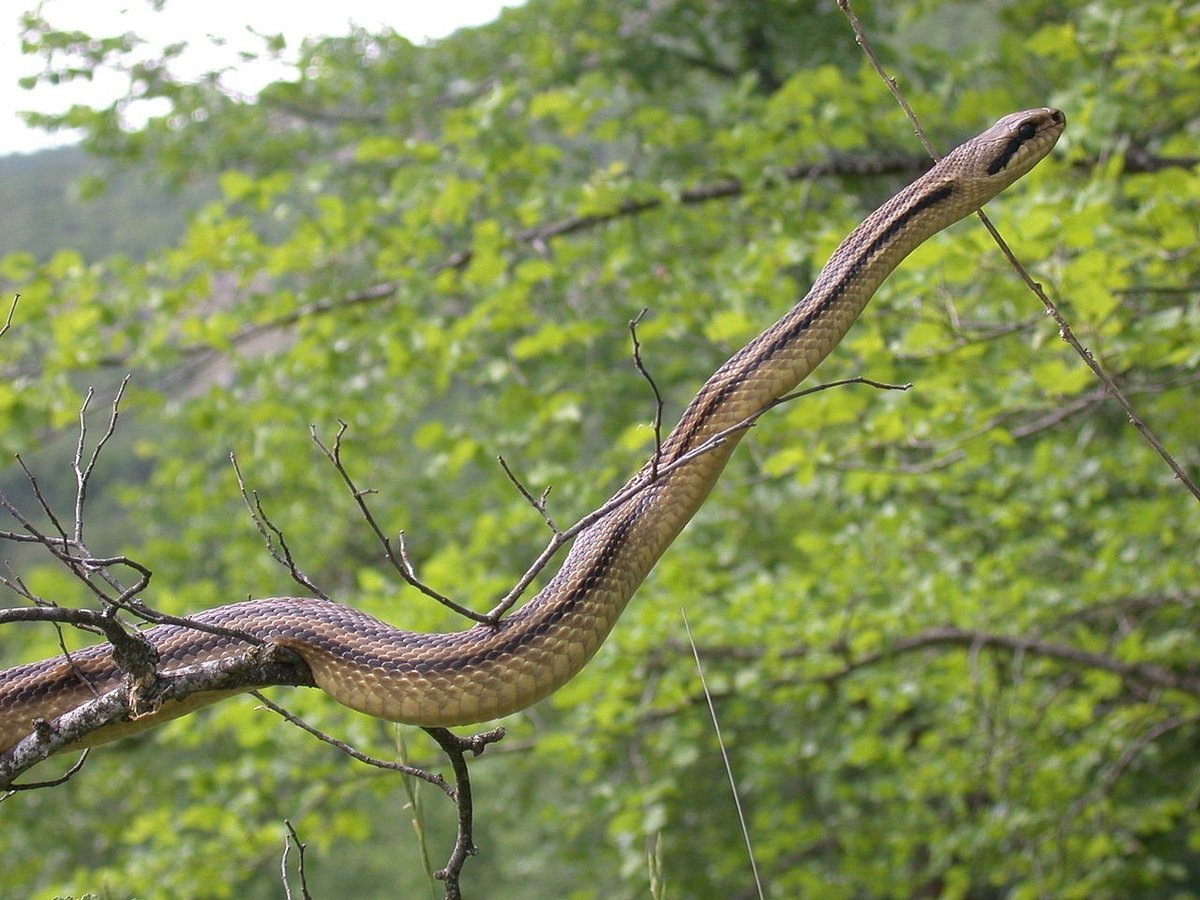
[0,109,1064,755]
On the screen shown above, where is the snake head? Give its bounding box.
[972,107,1066,183]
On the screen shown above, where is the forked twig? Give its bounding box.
[497,455,559,533]
[281,820,313,900]
[310,421,489,623]
[73,376,130,545]
[1,749,89,796]
[423,725,507,900]
[230,452,331,601]
[493,309,667,540]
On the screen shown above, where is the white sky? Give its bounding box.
[0,0,512,155]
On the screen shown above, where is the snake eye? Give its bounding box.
[1017,120,1038,141]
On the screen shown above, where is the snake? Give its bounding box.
[0,108,1064,757]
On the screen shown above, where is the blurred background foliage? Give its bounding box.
[1,0,1197,896]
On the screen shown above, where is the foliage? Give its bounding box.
[2,0,1198,896]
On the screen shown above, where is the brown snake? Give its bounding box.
[0,109,1064,756]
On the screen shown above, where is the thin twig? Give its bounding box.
[250,692,454,793]
[230,453,331,601]
[819,626,1200,697]
[311,421,488,623]
[836,0,1199,503]
[629,308,665,478]
[1,750,89,795]
[4,444,268,649]
[979,219,1200,501]
[0,294,17,339]
[7,384,139,605]
[0,529,81,544]
[682,611,764,900]
[1056,712,1195,854]
[10,456,70,546]
[497,455,559,533]
[73,376,130,545]
[836,1,937,158]
[281,819,313,900]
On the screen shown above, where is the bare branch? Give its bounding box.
[145,155,935,371]
[629,308,665,479]
[497,455,559,533]
[0,644,314,788]
[0,529,80,544]
[231,452,331,601]
[0,483,110,606]
[819,626,1200,697]
[0,561,52,608]
[4,384,145,607]
[73,376,130,545]
[979,218,1200,502]
[250,691,453,793]
[0,565,159,699]
[0,552,268,650]
[281,819,313,900]
[1,749,89,797]
[9,456,70,546]
[837,1,938,158]
[423,725,507,899]
[310,421,488,623]
[645,620,1200,735]
[1057,711,1197,851]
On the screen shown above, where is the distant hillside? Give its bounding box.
[0,145,216,263]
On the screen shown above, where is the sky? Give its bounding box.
[0,0,511,155]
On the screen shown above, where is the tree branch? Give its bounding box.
[423,725,507,900]
[646,622,1200,729]
[820,626,1200,697]
[251,691,454,793]
[0,644,313,789]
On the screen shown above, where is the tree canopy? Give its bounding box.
[1,0,1197,896]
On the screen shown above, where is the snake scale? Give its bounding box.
[0,108,1064,756]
